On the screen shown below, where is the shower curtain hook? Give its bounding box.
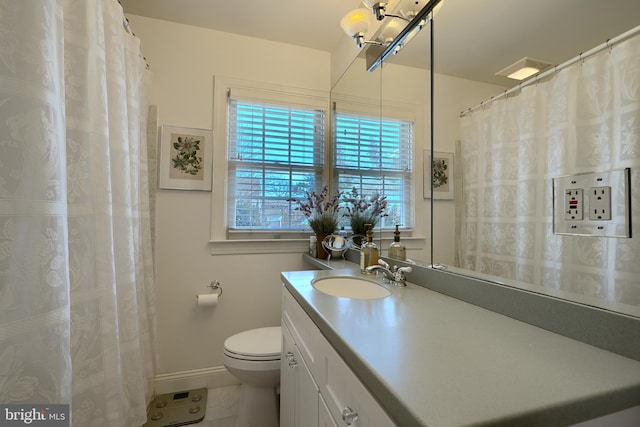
[606,38,612,53]
[579,52,584,65]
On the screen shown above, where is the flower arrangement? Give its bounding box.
[288,186,342,235]
[341,187,388,235]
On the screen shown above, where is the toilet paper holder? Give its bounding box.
[206,280,223,297]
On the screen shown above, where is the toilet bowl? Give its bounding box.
[223,326,281,427]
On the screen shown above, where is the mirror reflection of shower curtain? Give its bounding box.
[457,32,640,307]
[0,1,156,425]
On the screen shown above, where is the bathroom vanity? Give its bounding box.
[280,257,640,427]
[281,282,396,427]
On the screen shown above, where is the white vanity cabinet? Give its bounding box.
[282,288,397,427]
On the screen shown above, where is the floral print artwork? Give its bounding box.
[160,126,212,190]
[432,157,449,189]
[170,134,203,177]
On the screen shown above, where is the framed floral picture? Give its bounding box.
[423,150,454,199]
[159,126,213,191]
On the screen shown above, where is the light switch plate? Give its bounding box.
[553,168,631,238]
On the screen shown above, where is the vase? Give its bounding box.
[316,234,329,259]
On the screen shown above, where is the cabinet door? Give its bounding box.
[318,334,397,427]
[280,323,297,427]
[281,321,319,427]
[319,394,338,427]
[297,349,319,427]
[283,289,321,377]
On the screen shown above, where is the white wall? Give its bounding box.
[127,15,330,385]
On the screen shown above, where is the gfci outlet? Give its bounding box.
[589,186,612,220]
[565,189,583,220]
[553,168,630,238]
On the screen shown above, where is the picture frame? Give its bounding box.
[159,125,213,191]
[423,150,454,200]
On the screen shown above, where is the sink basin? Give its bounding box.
[311,276,391,299]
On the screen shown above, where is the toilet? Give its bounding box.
[223,326,281,427]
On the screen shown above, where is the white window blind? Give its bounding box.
[227,97,325,232]
[334,112,413,229]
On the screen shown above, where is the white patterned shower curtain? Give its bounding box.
[0,1,157,426]
[458,30,640,307]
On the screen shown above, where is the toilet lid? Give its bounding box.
[224,326,281,359]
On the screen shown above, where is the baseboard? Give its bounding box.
[154,366,239,394]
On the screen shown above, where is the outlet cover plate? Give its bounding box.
[553,168,631,238]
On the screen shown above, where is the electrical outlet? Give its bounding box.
[553,168,630,237]
[589,186,612,220]
[564,189,583,220]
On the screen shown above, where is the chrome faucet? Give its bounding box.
[366,260,412,286]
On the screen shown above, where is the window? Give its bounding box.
[216,78,416,247]
[334,111,414,229]
[227,98,326,232]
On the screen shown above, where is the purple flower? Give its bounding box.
[287,186,343,218]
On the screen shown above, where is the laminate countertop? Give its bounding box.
[281,258,640,427]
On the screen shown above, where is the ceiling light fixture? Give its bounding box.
[340,8,383,48]
[495,57,553,81]
[342,0,442,71]
[361,0,413,22]
[340,0,428,49]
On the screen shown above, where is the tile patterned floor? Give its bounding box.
[194,385,241,427]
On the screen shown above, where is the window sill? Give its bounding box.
[209,238,310,255]
[208,235,427,256]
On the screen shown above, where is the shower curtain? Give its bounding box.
[458,30,640,307]
[0,1,157,425]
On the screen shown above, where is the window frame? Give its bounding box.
[226,98,326,233]
[210,77,331,253]
[332,95,418,233]
[333,110,414,232]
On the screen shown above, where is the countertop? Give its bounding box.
[281,259,640,427]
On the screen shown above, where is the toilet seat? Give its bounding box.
[223,326,281,361]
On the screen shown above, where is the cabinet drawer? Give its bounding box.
[317,334,397,427]
[282,287,321,379]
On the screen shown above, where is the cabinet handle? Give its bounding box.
[341,407,358,425]
[285,351,294,361]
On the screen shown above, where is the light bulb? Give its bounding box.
[340,8,371,37]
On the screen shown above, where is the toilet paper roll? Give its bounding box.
[196,293,218,307]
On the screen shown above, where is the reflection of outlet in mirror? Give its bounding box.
[565,189,583,220]
[552,168,630,238]
[589,186,612,220]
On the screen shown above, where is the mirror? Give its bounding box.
[331,0,640,318]
[332,1,434,260]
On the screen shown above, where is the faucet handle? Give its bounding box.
[393,266,412,286]
[377,259,390,269]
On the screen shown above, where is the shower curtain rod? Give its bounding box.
[460,24,640,118]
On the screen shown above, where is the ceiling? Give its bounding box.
[120,0,640,87]
[119,0,362,52]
